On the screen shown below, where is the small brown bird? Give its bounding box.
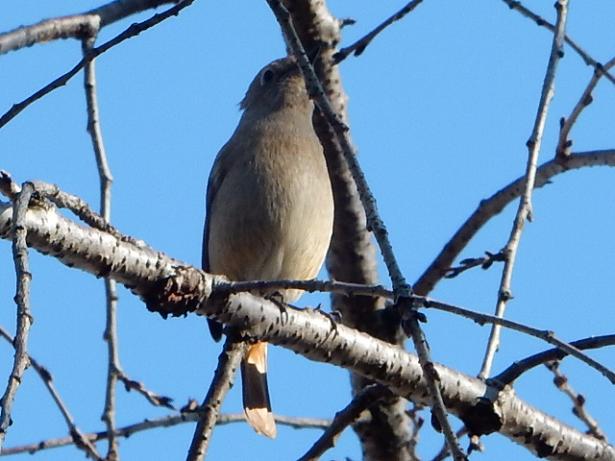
[202,57,334,438]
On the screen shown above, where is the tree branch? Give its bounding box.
[0,0,178,55]
[275,2,420,459]
[556,56,615,157]
[0,0,196,130]
[266,2,464,458]
[479,0,569,379]
[298,384,393,461]
[0,412,330,457]
[0,326,102,460]
[493,335,615,386]
[545,361,607,442]
[186,337,244,461]
[81,34,122,460]
[0,184,34,451]
[502,0,615,85]
[0,200,612,459]
[334,0,424,62]
[414,148,615,295]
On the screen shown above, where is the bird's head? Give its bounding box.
[240,57,312,114]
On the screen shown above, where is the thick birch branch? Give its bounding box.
[0,200,612,460]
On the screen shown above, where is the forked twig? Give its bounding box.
[479,0,569,379]
[334,0,424,62]
[546,361,607,441]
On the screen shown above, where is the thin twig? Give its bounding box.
[100,250,120,461]
[116,373,174,409]
[430,427,469,461]
[557,56,615,157]
[0,412,330,457]
[0,326,102,460]
[334,0,424,62]
[478,0,569,380]
[8,179,144,247]
[219,278,393,299]
[493,335,615,385]
[414,149,615,296]
[0,0,177,55]
[81,35,121,460]
[83,36,114,219]
[545,361,607,441]
[407,404,425,460]
[0,0,196,130]
[444,250,505,279]
[186,337,245,461]
[267,0,409,297]
[0,183,34,450]
[420,297,615,384]
[265,2,465,459]
[221,277,615,384]
[502,0,615,85]
[297,384,392,461]
[403,312,467,459]
[288,4,414,457]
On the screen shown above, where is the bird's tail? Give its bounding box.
[241,341,277,438]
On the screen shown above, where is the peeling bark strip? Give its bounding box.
[0,201,613,460]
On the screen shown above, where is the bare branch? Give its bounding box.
[269,1,408,297]
[0,326,102,460]
[557,56,615,157]
[0,412,330,457]
[430,427,469,461]
[0,0,178,55]
[545,361,607,441]
[479,0,569,380]
[493,335,615,386]
[220,278,393,299]
[0,183,34,450]
[502,0,615,85]
[116,373,174,409]
[0,0,196,130]
[334,0,424,62]
[415,149,615,295]
[0,179,144,247]
[81,34,122,460]
[444,250,505,279]
[422,298,615,385]
[0,200,614,459]
[0,192,613,384]
[186,338,244,461]
[265,2,464,458]
[275,3,412,456]
[298,384,393,461]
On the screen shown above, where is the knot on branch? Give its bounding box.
[460,397,503,437]
[142,266,211,318]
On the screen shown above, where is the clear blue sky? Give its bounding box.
[1,1,615,460]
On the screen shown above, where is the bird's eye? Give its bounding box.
[260,68,275,85]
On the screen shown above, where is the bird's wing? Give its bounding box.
[202,137,241,341]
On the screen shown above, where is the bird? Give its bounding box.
[202,56,334,438]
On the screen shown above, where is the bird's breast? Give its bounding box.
[207,128,334,296]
